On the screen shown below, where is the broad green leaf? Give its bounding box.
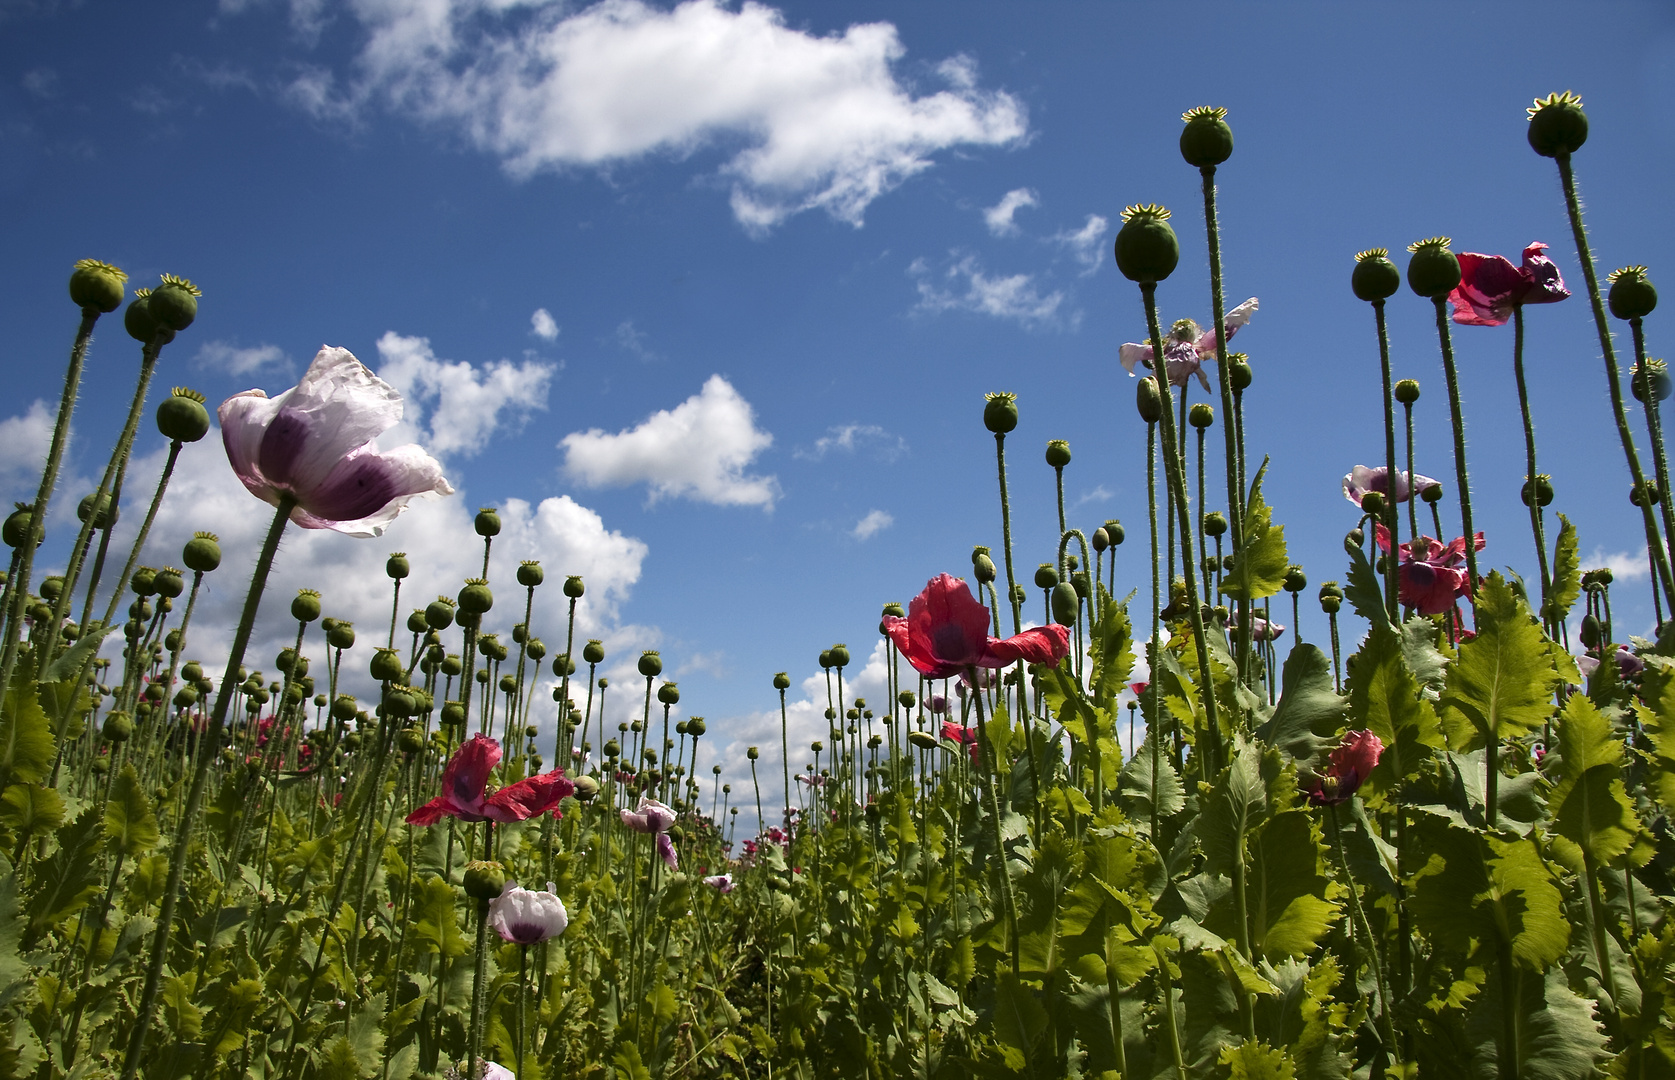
[1637,665,1675,810]
[1088,587,1135,708]
[1547,694,1644,872]
[1246,810,1339,960]
[1465,964,1610,1080]
[611,1042,652,1080]
[0,784,62,841]
[1257,644,1345,767]
[1347,626,1445,801]
[1220,1040,1297,1080]
[0,674,54,786]
[203,978,264,1058]
[1343,536,1391,633]
[1199,735,1269,881]
[1220,459,1289,601]
[1439,573,1558,750]
[104,763,160,858]
[0,875,27,1007]
[1058,829,1156,939]
[993,971,1050,1059]
[1409,819,1568,970]
[26,807,101,935]
[1543,514,1582,626]
[1118,730,1184,828]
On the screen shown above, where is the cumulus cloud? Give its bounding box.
[560,375,778,508]
[1052,213,1109,273]
[794,423,906,463]
[983,187,1037,236]
[0,400,53,502]
[910,254,1066,327]
[195,340,292,378]
[275,0,1027,231]
[530,308,559,341]
[1584,545,1651,581]
[374,332,554,458]
[851,509,892,540]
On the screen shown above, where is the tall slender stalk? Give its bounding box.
[1430,297,1483,614]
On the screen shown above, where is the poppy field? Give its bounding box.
[4,91,1675,1080]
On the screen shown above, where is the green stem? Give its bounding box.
[1431,298,1482,614]
[1373,300,1400,622]
[994,434,1021,636]
[1330,802,1396,1053]
[1510,307,1554,633]
[1631,318,1675,584]
[968,669,1020,980]
[467,897,491,1080]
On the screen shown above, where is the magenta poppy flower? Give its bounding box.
[219,346,455,538]
[1303,729,1383,805]
[940,719,980,765]
[882,574,1070,680]
[1342,465,1441,507]
[486,881,569,944]
[1375,525,1485,616]
[406,734,574,825]
[1447,242,1569,327]
[1118,297,1258,390]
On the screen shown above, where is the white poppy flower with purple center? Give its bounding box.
[219,345,454,538]
[1118,297,1258,390]
[486,881,569,945]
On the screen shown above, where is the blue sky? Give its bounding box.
[4,0,1675,809]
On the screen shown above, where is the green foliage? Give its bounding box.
[1547,693,1645,872]
[1220,460,1290,601]
[1440,572,1560,750]
[1257,644,1345,768]
[104,762,160,858]
[1544,513,1582,625]
[0,675,53,787]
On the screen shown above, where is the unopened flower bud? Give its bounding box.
[1136,376,1163,424]
[1526,90,1587,158]
[1522,475,1555,508]
[1104,520,1125,546]
[1114,204,1178,283]
[1632,480,1661,508]
[1092,527,1109,552]
[1394,379,1421,405]
[1051,582,1080,625]
[1419,483,1444,505]
[1361,491,1386,518]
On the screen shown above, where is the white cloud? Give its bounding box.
[1074,484,1114,507]
[911,254,1066,327]
[983,187,1037,236]
[1052,213,1109,273]
[851,509,892,540]
[1584,545,1651,581]
[560,375,778,508]
[279,0,1027,231]
[374,331,555,458]
[794,423,906,462]
[0,400,53,502]
[530,307,559,341]
[612,320,658,362]
[195,340,291,378]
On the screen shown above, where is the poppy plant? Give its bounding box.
[940,719,980,765]
[406,734,574,825]
[621,795,679,868]
[1375,525,1485,616]
[1342,465,1440,507]
[882,574,1070,680]
[220,345,455,537]
[1303,730,1384,805]
[1118,297,1258,390]
[1447,242,1569,326]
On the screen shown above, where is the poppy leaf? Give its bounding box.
[1464,961,1610,1077]
[1547,693,1646,872]
[1257,644,1345,768]
[1439,572,1559,748]
[1220,460,1290,602]
[1544,513,1582,625]
[1346,626,1445,800]
[104,763,160,859]
[1245,809,1340,960]
[1119,730,1185,825]
[0,673,54,787]
[1088,587,1136,707]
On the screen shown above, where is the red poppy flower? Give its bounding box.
[1447,242,1569,327]
[1304,729,1384,805]
[406,734,573,825]
[882,573,1070,679]
[1375,524,1485,616]
[940,719,980,765]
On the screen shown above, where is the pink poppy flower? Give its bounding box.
[1576,647,1645,681]
[1447,242,1569,327]
[1303,729,1384,805]
[1249,617,1285,643]
[1118,298,1259,390]
[486,881,569,944]
[1127,681,1149,697]
[940,719,980,765]
[702,873,734,894]
[219,346,455,538]
[1342,465,1441,507]
[621,795,679,868]
[882,574,1070,680]
[406,734,574,825]
[1375,525,1485,616]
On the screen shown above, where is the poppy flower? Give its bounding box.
[486,881,569,944]
[406,734,574,825]
[1303,730,1383,805]
[1375,524,1485,616]
[940,719,980,765]
[882,574,1071,680]
[702,873,734,894]
[219,346,455,538]
[1447,242,1569,327]
[1249,617,1286,643]
[1577,647,1645,682]
[621,795,679,868]
[1118,298,1259,390]
[1342,465,1441,507]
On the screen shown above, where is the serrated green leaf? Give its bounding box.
[1343,538,1391,633]
[611,1042,652,1080]
[1439,573,1559,750]
[1347,626,1445,801]
[0,673,54,786]
[1465,964,1609,1080]
[1220,1039,1297,1080]
[1088,587,1135,708]
[1220,460,1289,601]
[1544,514,1582,626]
[408,874,466,959]
[1200,735,1269,881]
[26,807,100,935]
[1247,810,1340,960]
[1637,666,1675,810]
[1547,693,1643,872]
[1257,644,1345,768]
[1118,730,1184,827]
[1409,819,1568,970]
[0,784,62,841]
[103,763,160,858]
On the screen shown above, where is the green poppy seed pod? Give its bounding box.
[1526,90,1588,158]
[1104,520,1125,546]
[277,647,299,675]
[773,672,791,690]
[183,531,221,573]
[563,575,585,598]
[552,653,576,677]
[103,711,134,742]
[573,775,600,802]
[399,609,424,635]
[1352,248,1402,302]
[1179,106,1233,168]
[153,567,185,600]
[1406,238,1462,299]
[326,622,356,650]
[130,567,157,596]
[1051,582,1080,625]
[123,292,172,345]
[1609,266,1658,321]
[689,718,706,737]
[155,387,210,443]
[441,654,463,677]
[1284,566,1308,594]
[463,860,508,900]
[1045,439,1071,468]
[1580,613,1603,649]
[1631,359,1673,403]
[1092,527,1109,553]
[499,673,517,695]
[1319,593,1342,615]
[973,550,997,585]
[174,685,198,708]
[604,739,621,759]
[823,707,836,721]
[829,644,850,668]
[385,689,419,718]
[1345,529,1365,553]
[638,651,663,678]
[482,635,508,662]
[69,258,127,313]
[1521,475,1556,508]
[1114,204,1178,283]
[436,700,464,729]
[1136,376,1164,424]
[746,745,759,761]
[657,681,680,705]
[422,597,454,631]
[881,602,905,620]
[79,492,117,529]
[381,552,409,580]
[846,708,859,722]
[1034,563,1058,590]
[313,693,327,709]
[983,391,1019,435]
[1203,510,1229,538]
[1072,571,1090,600]
[181,661,203,683]
[2,504,36,549]
[1361,491,1387,519]
[163,629,183,653]
[526,638,546,661]
[398,726,426,754]
[514,560,544,588]
[147,275,200,332]
[1598,568,1615,586]
[1224,355,1251,392]
[291,589,322,623]
[474,507,501,537]
[1394,379,1421,405]
[458,579,493,614]
[370,648,404,682]
[1632,480,1662,507]
[1188,403,1215,429]
[908,731,937,751]
[1420,483,1445,504]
